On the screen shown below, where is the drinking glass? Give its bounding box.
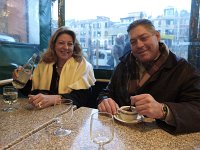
[2,86,18,112]
[90,112,114,150]
[54,99,73,136]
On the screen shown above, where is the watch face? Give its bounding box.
[163,106,167,112]
[161,104,168,120]
[164,105,168,112]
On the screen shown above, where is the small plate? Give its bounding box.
[114,114,144,124]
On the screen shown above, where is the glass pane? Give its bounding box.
[51,0,58,33]
[0,0,39,44]
[52,0,195,70]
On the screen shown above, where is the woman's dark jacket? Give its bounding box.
[97,51,200,134]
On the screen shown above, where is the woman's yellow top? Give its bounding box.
[32,57,96,94]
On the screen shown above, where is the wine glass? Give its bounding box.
[90,112,114,150]
[54,99,73,136]
[2,86,18,112]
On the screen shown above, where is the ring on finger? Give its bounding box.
[38,102,42,108]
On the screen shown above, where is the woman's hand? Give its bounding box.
[130,94,163,119]
[28,94,61,109]
[98,98,119,115]
[12,66,23,80]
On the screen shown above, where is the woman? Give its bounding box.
[12,26,96,109]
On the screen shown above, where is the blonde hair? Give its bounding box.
[41,26,83,63]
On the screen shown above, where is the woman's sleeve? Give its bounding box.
[19,80,32,96]
[61,88,93,108]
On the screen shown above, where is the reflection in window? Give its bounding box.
[51,0,200,70]
[0,0,39,44]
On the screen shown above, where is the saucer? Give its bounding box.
[114,114,143,124]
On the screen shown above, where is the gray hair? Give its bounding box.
[127,19,156,33]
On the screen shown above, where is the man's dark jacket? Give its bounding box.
[97,51,200,134]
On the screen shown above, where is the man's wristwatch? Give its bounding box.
[161,103,168,120]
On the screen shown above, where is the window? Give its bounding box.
[0,0,40,44]
[51,0,199,70]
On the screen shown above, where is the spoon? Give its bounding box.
[128,105,133,112]
[128,98,133,112]
[128,91,137,112]
[128,96,136,112]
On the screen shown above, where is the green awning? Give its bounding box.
[161,34,174,40]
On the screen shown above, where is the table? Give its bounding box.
[0,97,69,149]
[2,106,200,150]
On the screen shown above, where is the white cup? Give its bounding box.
[118,106,138,121]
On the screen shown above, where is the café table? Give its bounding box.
[4,105,200,149]
[0,97,69,149]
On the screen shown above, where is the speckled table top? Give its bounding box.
[1,98,200,150]
[0,97,69,149]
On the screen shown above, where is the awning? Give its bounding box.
[161,34,174,40]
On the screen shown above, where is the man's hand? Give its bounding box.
[98,98,119,115]
[130,94,163,119]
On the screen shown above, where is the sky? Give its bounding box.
[52,0,191,21]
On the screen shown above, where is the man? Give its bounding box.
[112,34,125,66]
[97,19,200,134]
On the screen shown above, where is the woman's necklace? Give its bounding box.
[56,65,63,69]
[56,64,63,75]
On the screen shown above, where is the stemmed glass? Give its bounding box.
[90,112,114,150]
[2,86,18,112]
[54,99,73,136]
